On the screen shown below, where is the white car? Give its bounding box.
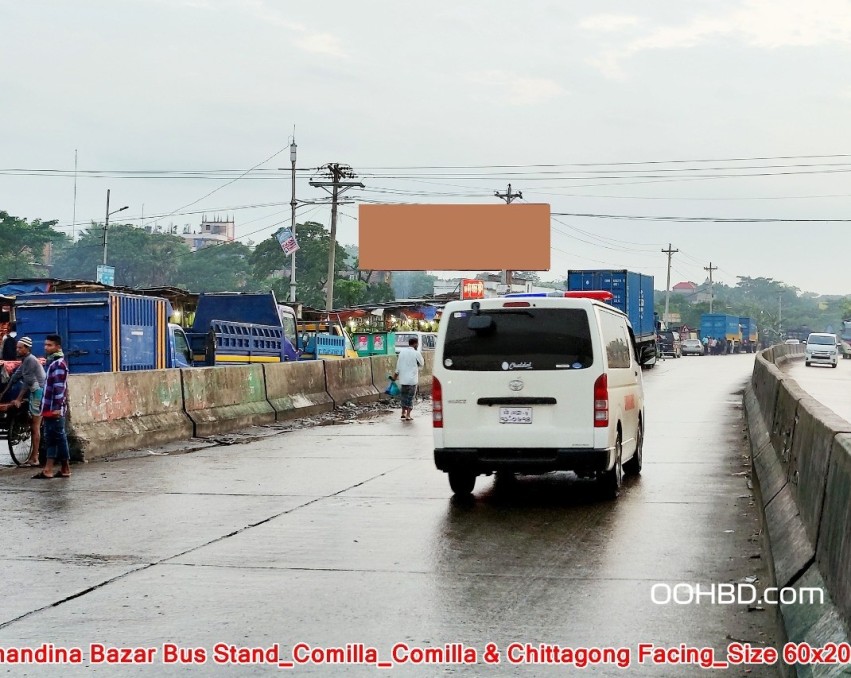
[432,295,653,498]
[784,339,800,345]
[681,339,704,356]
[805,333,839,368]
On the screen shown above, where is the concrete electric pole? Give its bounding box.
[704,262,718,313]
[494,183,523,291]
[662,243,679,325]
[310,164,364,314]
[102,189,128,267]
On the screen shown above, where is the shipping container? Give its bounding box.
[700,314,742,346]
[738,316,758,353]
[566,270,656,341]
[15,292,180,373]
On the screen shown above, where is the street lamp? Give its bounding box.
[103,188,129,266]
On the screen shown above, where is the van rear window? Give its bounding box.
[443,308,593,371]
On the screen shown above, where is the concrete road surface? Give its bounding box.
[0,354,776,676]
[781,355,851,424]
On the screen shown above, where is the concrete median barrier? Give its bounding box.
[67,370,193,462]
[788,397,851,546]
[763,484,815,590]
[264,361,333,421]
[181,365,275,437]
[771,379,807,470]
[371,355,398,401]
[816,433,851,623]
[325,357,379,406]
[753,352,782,422]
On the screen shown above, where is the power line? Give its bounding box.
[552,212,851,223]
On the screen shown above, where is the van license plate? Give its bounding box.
[499,407,532,424]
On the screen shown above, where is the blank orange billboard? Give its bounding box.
[358,203,551,271]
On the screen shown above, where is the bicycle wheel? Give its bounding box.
[8,410,32,466]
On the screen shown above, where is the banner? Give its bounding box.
[275,228,300,256]
[96,265,115,286]
[461,279,485,300]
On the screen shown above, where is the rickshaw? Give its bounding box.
[0,365,35,466]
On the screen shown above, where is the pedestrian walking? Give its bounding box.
[33,334,70,479]
[0,336,45,466]
[702,335,709,355]
[394,336,424,422]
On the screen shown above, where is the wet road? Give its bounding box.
[0,353,775,676]
[781,356,851,423]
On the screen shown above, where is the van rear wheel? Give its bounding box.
[599,434,623,499]
[624,420,643,476]
[448,470,476,496]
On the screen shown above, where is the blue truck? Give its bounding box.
[738,316,758,353]
[567,269,658,365]
[186,291,353,363]
[14,291,193,373]
[700,314,742,353]
[187,292,300,365]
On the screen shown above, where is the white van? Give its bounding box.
[394,331,437,354]
[805,332,840,367]
[432,296,652,498]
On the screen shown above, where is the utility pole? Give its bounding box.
[662,243,679,325]
[779,291,783,338]
[704,261,718,313]
[72,149,78,241]
[310,164,364,313]
[495,183,522,291]
[103,189,129,266]
[289,138,298,302]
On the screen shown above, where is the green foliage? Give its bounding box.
[0,211,66,280]
[248,221,349,309]
[52,222,190,288]
[175,241,252,292]
[392,271,436,298]
[334,279,368,307]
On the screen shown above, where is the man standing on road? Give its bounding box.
[0,337,45,466]
[33,334,70,479]
[394,336,424,422]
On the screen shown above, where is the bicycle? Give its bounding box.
[0,399,34,466]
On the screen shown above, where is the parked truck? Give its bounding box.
[738,316,758,353]
[700,314,742,353]
[14,291,193,373]
[567,269,657,366]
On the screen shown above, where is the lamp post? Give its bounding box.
[289,139,297,302]
[103,189,129,266]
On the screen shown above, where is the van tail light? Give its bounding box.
[432,376,443,428]
[593,373,609,428]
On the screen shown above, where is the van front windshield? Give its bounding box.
[443,308,593,371]
[808,335,836,345]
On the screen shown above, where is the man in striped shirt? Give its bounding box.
[33,334,71,479]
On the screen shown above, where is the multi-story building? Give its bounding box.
[182,215,235,252]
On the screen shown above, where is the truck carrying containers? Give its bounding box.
[700,314,742,353]
[14,291,192,373]
[567,269,657,364]
[738,316,758,353]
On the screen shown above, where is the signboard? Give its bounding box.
[358,203,550,270]
[461,279,485,300]
[96,265,115,286]
[275,227,300,256]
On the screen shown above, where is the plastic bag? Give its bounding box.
[385,379,400,397]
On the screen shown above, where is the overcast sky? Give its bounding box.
[4,0,851,294]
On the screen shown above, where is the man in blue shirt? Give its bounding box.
[33,334,70,479]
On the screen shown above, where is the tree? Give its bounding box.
[0,211,67,280]
[392,271,437,299]
[334,279,368,307]
[176,242,251,292]
[248,221,349,309]
[52,222,191,287]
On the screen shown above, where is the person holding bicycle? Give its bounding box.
[0,337,45,466]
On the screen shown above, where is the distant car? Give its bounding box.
[681,339,704,356]
[784,339,800,345]
[657,330,681,358]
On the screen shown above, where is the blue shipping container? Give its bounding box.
[15,292,172,373]
[567,269,656,341]
[700,314,740,341]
